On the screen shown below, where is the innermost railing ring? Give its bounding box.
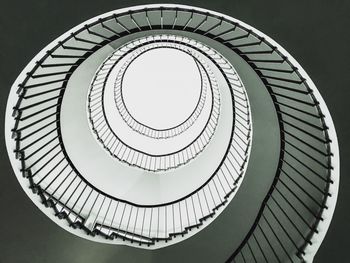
[118,47,204,137]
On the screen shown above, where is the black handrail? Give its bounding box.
[116,45,207,138]
[8,6,333,258]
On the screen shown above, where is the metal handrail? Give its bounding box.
[6,5,336,259]
[115,45,208,139]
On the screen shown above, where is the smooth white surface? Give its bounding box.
[122,48,201,130]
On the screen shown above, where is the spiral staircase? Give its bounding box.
[5,4,339,262]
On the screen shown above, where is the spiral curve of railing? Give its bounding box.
[5,4,339,262]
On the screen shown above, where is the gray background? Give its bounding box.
[0,0,349,262]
